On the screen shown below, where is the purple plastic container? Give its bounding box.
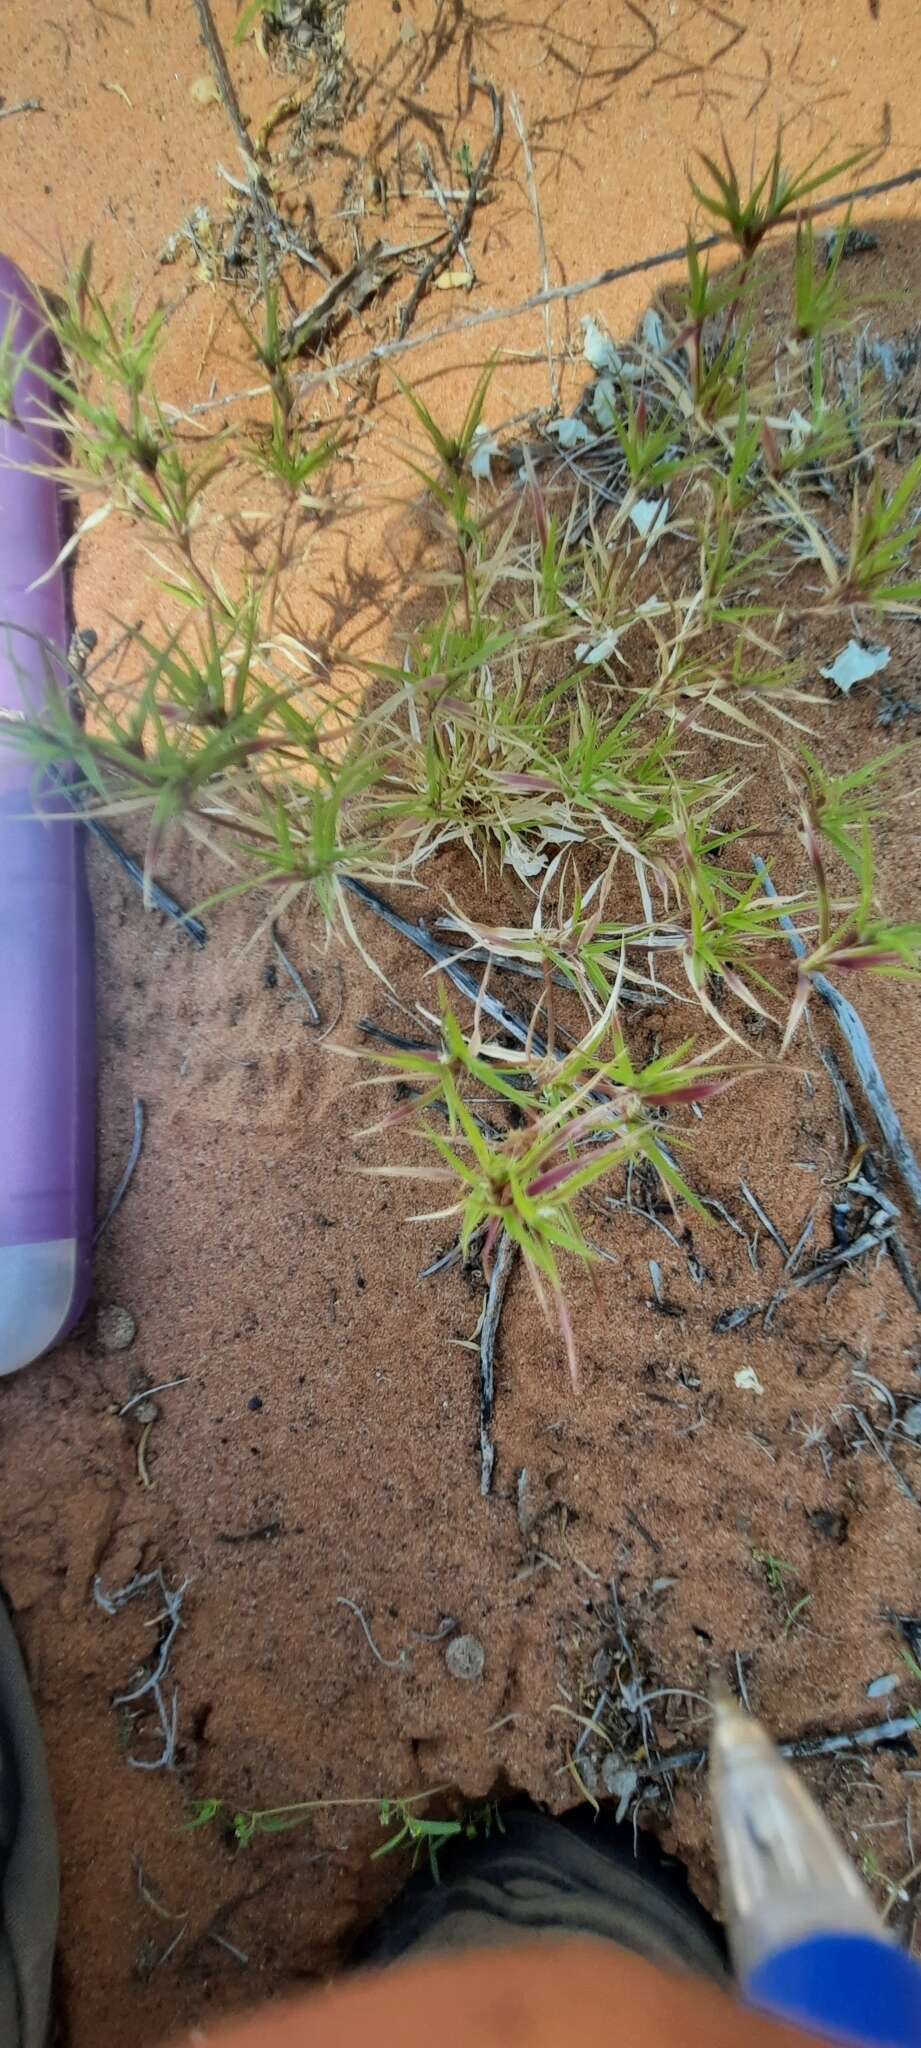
[0,257,95,1374]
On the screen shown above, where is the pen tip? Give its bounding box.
[709,1684,777,1778]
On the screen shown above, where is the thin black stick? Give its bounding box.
[739,1181,790,1262]
[95,1098,146,1245]
[887,1231,921,1315]
[271,924,321,1025]
[645,1714,920,1780]
[434,926,664,1003]
[845,1404,921,1514]
[754,858,921,1223]
[479,1230,517,1496]
[420,1221,488,1280]
[53,766,207,945]
[89,817,207,946]
[359,1019,440,1055]
[343,878,544,1055]
[821,1046,921,1313]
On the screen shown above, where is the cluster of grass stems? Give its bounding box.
[4,137,921,1377]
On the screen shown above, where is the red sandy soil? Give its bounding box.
[1,3,921,2044]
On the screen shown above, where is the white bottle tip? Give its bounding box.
[0,1238,78,1374]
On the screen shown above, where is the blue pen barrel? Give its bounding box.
[710,1698,921,2048]
[747,1933,921,2048]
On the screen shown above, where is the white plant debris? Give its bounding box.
[820,640,891,693]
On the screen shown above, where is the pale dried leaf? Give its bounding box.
[469,423,499,481]
[819,640,891,693]
[434,268,475,291]
[582,316,620,375]
[545,414,595,450]
[629,497,669,542]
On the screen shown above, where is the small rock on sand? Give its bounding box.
[96,1305,137,1353]
[445,1633,485,1682]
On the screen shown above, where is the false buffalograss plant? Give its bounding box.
[349,993,735,1383]
[4,137,921,1372]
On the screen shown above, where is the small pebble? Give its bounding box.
[602,1757,639,1821]
[97,1305,136,1353]
[445,1633,485,1683]
[249,1395,264,1412]
[578,1755,600,1796]
[132,1399,159,1426]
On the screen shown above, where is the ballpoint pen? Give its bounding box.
[711,1691,921,2046]
[0,257,96,1374]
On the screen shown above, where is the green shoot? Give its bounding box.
[681,234,738,330]
[716,391,763,513]
[860,1849,912,1917]
[798,746,904,889]
[355,998,724,1385]
[789,893,921,1048]
[0,303,40,426]
[843,453,921,607]
[374,1799,504,1880]
[233,0,284,42]
[185,1788,502,1879]
[673,236,749,408]
[692,133,869,258]
[593,381,680,486]
[793,212,849,344]
[753,1550,812,1633]
[248,396,338,498]
[392,360,496,478]
[233,244,340,500]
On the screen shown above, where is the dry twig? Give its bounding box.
[398,73,503,339]
[755,858,921,1222]
[181,162,921,419]
[336,1597,409,1669]
[94,1568,189,1770]
[510,94,558,407]
[271,924,321,1025]
[189,0,256,164]
[479,1230,517,1495]
[95,1099,146,1245]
